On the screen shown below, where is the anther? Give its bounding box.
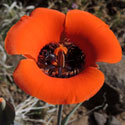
[37,42,85,78]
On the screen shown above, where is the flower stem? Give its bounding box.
[57,105,63,125]
[62,102,83,125]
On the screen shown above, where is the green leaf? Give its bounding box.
[62,102,83,125]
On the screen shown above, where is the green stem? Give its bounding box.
[62,102,83,125]
[57,105,63,125]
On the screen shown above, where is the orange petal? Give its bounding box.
[65,10,122,64]
[5,8,65,61]
[0,98,4,103]
[13,59,104,104]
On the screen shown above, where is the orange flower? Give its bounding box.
[5,8,122,104]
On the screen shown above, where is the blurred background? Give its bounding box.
[0,0,125,124]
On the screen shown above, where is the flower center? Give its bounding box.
[37,42,85,78]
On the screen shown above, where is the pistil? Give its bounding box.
[57,50,65,77]
[37,42,85,78]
